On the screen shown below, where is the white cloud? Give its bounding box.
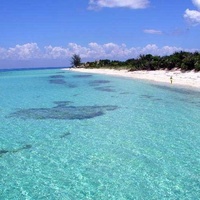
[138,44,182,56]
[184,9,200,24]
[192,0,200,9]
[0,43,198,63]
[44,45,70,59]
[38,43,199,60]
[88,0,150,10]
[144,29,163,34]
[184,0,200,25]
[7,43,41,60]
[68,43,89,58]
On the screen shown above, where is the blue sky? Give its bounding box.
[0,0,200,68]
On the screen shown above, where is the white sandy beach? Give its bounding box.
[65,68,200,89]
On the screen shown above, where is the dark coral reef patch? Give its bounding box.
[73,74,93,78]
[53,101,73,108]
[8,103,118,120]
[49,75,66,79]
[94,86,116,92]
[49,75,77,88]
[49,79,67,85]
[89,80,111,86]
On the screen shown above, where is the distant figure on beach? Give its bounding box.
[170,76,173,84]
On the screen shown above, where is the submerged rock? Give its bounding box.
[22,144,32,150]
[60,132,71,138]
[0,144,32,157]
[0,150,9,156]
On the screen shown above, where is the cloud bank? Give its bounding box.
[88,0,150,10]
[0,43,198,64]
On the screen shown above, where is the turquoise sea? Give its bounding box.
[0,68,200,199]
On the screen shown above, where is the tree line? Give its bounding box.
[71,51,200,71]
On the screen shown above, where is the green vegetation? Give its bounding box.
[71,54,81,67]
[83,51,200,71]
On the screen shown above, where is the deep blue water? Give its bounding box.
[0,68,200,199]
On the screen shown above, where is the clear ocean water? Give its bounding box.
[0,68,200,199]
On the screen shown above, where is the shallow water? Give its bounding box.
[0,68,200,199]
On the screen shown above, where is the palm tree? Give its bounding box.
[71,54,81,67]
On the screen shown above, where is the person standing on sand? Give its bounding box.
[170,76,173,84]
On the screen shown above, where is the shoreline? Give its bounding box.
[64,68,200,89]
